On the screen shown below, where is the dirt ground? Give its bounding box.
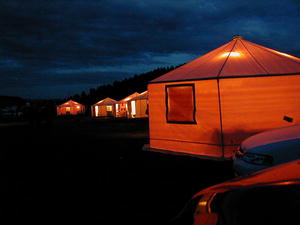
[1,117,234,225]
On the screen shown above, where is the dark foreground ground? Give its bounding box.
[1,117,234,225]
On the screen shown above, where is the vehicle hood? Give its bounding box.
[194,159,300,198]
[241,124,300,151]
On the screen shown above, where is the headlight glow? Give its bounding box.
[242,152,273,166]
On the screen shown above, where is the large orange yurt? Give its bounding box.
[57,100,85,116]
[91,97,117,117]
[116,92,140,117]
[146,36,300,160]
[128,91,148,118]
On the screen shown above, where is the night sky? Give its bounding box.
[1,0,300,99]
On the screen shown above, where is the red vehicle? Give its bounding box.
[171,159,300,225]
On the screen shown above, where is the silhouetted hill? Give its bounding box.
[67,66,177,106]
[0,96,26,108]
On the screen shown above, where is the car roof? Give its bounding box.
[194,159,300,198]
[242,124,300,150]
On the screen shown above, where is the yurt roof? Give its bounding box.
[59,100,83,107]
[118,92,140,102]
[151,36,300,83]
[93,97,117,106]
[130,91,148,101]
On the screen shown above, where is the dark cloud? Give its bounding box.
[0,0,299,98]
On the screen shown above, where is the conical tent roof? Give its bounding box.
[131,91,148,101]
[93,97,117,106]
[151,36,300,83]
[59,100,82,107]
[118,92,140,102]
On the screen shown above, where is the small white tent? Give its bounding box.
[128,91,148,118]
[116,92,139,118]
[91,97,117,117]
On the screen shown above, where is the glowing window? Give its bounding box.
[66,107,71,112]
[166,84,196,124]
[106,105,112,112]
[76,106,80,109]
[116,104,119,112]
[95,106,99,117]
[131,101,136,115]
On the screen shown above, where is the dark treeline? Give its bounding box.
[0,96,26,108]
[66,66,177,106]
[1,66,178,121]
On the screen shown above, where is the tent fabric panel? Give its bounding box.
[220,75,300,147]
[148,80,223,158]
[128,99,148,118]
[243,40,300,75]
[98,105,108,117]
[150,139,223,158]
[90,106,95,117]
[94,105,116,117]
[127,101,134,118]
[116,102,128,117]
[220,39,268,77]
[135,99,148,118]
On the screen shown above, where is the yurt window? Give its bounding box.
[166,84,196,124]
[95,106,99,117]
[131,101,136,116]
[106,105,112,112]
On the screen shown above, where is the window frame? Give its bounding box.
[165,83,197,124]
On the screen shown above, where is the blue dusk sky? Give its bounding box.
[0,0,299,98]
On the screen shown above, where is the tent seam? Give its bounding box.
[240,40,270,74]
[217,39,238,78]
[247,41,300,64]
[214,39,238,159]
[148,72,300,84]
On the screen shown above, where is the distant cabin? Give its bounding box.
[128,91,148,118]
[57,100,85,116]
[146,36,300,160]
[116,92,139,118]
[91,97,117,117]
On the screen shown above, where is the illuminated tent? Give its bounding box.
[91,97,117,117]
[128,91,148,118]
[146,36,300,160]
[57,100,85,116]
[116,92,140,118]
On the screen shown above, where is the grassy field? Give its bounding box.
[1,117,234,225]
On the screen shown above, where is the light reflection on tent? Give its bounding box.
[220,52,241,57]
